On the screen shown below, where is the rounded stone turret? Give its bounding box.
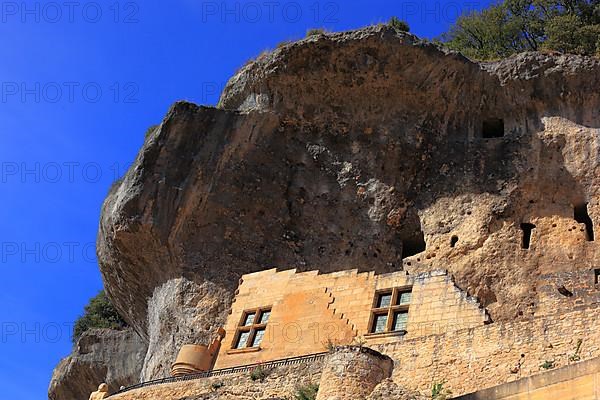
[316,346,393,400]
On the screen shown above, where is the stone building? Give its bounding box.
[172,267,490,371]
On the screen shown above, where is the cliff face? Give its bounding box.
[48,329,146,400]
[94,24,599,381]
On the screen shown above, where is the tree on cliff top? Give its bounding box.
[443,0,600,59]
[73,290,127,344]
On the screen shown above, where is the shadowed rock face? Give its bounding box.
[96,26,600,379]
[48,329,146,400]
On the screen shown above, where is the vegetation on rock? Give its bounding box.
[444,0,600,59]
[306,28,328,37]
[431,381,452,400]
[145,124,159,139]
[294,382,319,400]
[249,364,268,382]
[388,16,410,32]
[73,291,127,343]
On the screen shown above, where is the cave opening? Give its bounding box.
[594,269,599,285]
[574,203,594,241]
[481,118,504,138]
[450,235,459,248]
[521,223,536,249]
[402,232,426,259]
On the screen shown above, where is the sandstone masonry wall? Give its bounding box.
[110,359,323,400]
[374,305,600,397]
[215,268,488,369]
[316,346,393,400]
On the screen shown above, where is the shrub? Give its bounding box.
[145,124,159,139]
[249,364,268,382]
[540,360,555,370]
[306,28,327,37]
[294,383,319,400]
[211,381,224,390]
[73,291,127,344]
[432,381,452,400]
[389,16,410,32]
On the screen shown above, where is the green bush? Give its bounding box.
[306,28,327,37]
[432,381,452,400]
[443,0,600,60]
[249,364,268,382]
[73,290,127,343]
[145,124,159,139]
[294,383,319,400]
[389,16,410,32]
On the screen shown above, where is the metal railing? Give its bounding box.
[113,351,328,396]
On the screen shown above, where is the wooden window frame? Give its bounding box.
[368,287,412,334]
[231,306,271,350]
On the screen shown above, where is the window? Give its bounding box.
[233,307,271,350]
[574,203,595,241]
[481,118,504,138]
[402,232,426,258]
[369,287,412,334]
[521,223,535,249]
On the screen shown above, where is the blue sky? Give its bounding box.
[0,1,491,398]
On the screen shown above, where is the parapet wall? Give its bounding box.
[374,305,600,396]
[317,346,393,400]
[110,358,323,400]
[456,356,600,400]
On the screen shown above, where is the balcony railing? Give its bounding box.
[113,351,328,396]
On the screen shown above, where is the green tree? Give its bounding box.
[444,0,600,59]
[73,290,127,343]
[389,16,410,32]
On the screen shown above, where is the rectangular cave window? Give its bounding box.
[402,232,426,259]
[594,269,600,285]
[574,203,595,241]
[482,118,505,138]
[521,223,535,249]
[232,307,271,350]
[369,287,412,334]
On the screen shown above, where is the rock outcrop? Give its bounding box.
[48,328,146,400]
[95,24,599,381]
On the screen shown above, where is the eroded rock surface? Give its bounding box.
[96,25,599,380]
[48,328,146,400]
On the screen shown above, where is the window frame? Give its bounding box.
[231,306,271,350]
[368,287,412,334]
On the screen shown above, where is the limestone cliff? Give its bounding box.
[48,328,146,400]
[85,24,599,384]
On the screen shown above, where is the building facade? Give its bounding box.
[172,267,491,372]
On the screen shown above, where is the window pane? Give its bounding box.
[398,291,412,305]
[243,313,256,326]
[259,310,271,324]
[372,314,388,333]
[235,331,251,349]
[377,293,392,308]
[251,328,265,347]
[393,311,408,331]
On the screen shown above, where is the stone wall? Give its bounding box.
[317,346,393,400]
[374,305,600,397]
[214,268,488,369]
[109,359,323,400]
[456,356,600,400]
[536,268,600,317]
